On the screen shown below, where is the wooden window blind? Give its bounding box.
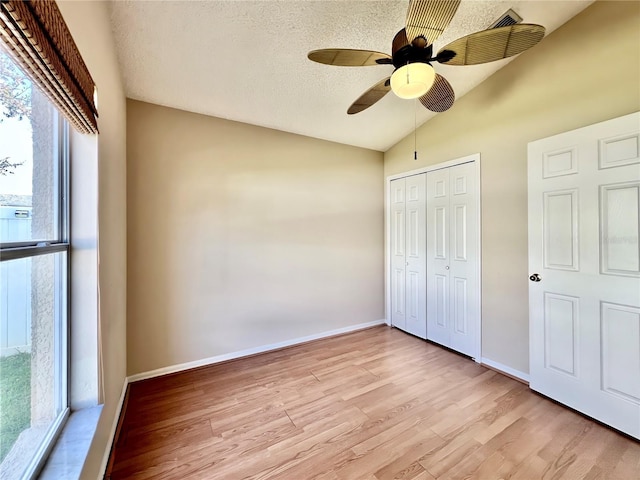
[0,0,98,133]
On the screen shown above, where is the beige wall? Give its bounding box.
[57,1,128,478]
[127,101,384,375]
[384,0,640,373]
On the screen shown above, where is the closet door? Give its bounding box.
[390,175,427,339]
[390,178,407,331]
[426,162,479,357]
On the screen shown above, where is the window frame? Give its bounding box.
[0,111,71,480]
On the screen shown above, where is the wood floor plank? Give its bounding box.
[108,326,639,479]
[372,433,443,480]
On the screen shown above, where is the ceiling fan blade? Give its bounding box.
[405,0,461,47]
[437,24,546,65]
[419,74,455,112]
[392,28,409,55]
[347,77,391,115]
[308,49,392,66]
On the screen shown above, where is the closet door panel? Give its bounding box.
[426,162,479,358]
[449,162,479,357]
[390,178,406,330]
[427,168,451,346]
[405,174,427,339]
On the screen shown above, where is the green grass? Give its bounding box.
[0,352,31,463]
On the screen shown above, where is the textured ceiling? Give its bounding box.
[109,0,593,152]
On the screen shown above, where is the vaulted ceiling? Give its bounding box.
[109,1,593,151]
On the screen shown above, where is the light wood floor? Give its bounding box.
[108,326,639,479]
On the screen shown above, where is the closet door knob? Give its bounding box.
[529,273,541,282]
[445,266,450,270]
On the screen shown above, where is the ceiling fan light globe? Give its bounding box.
[390,63,435,99]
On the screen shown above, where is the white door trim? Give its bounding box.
[384,153,482,361]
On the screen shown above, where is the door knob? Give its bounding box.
[445,266,450,270]
[529,273,541,282]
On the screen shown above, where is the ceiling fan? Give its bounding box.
[308,0,545,115]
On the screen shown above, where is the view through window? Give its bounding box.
[0,46,69,479]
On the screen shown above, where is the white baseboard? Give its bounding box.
[127,319,387,383]
[99,377,128,477]
[481,357,530,383]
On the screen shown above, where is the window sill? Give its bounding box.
[39,406,102,480]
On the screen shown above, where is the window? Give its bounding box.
[0,47,69,479]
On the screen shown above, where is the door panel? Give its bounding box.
[426,162,479,357]
[600,183,640,276]
[453,205,467,261]
[427,168,450,346]
[408,209,419,257]
[600,302,640,403]
[453,277,467,335]
[392,267,405,318]
[529,112,640,439]
[390,179,406,330]
[404,174,427,339]
[435,274,447,328]
[599,132,640,169]
[543,190,579,271]
[408,271,419,320]
[393,211,405,256]
[448,162,478,357]
[434,206,446,259]
[543,147,578,178]
[543,292,578,376]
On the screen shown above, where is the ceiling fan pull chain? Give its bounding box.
[414,98,418,160]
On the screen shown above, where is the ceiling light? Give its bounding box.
[390,63,435,100]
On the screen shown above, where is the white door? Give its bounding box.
[426,162,479,357]
[390,175,427,339]
[528,112,640,439]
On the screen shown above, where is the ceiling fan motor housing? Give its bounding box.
[392,42,434,69]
